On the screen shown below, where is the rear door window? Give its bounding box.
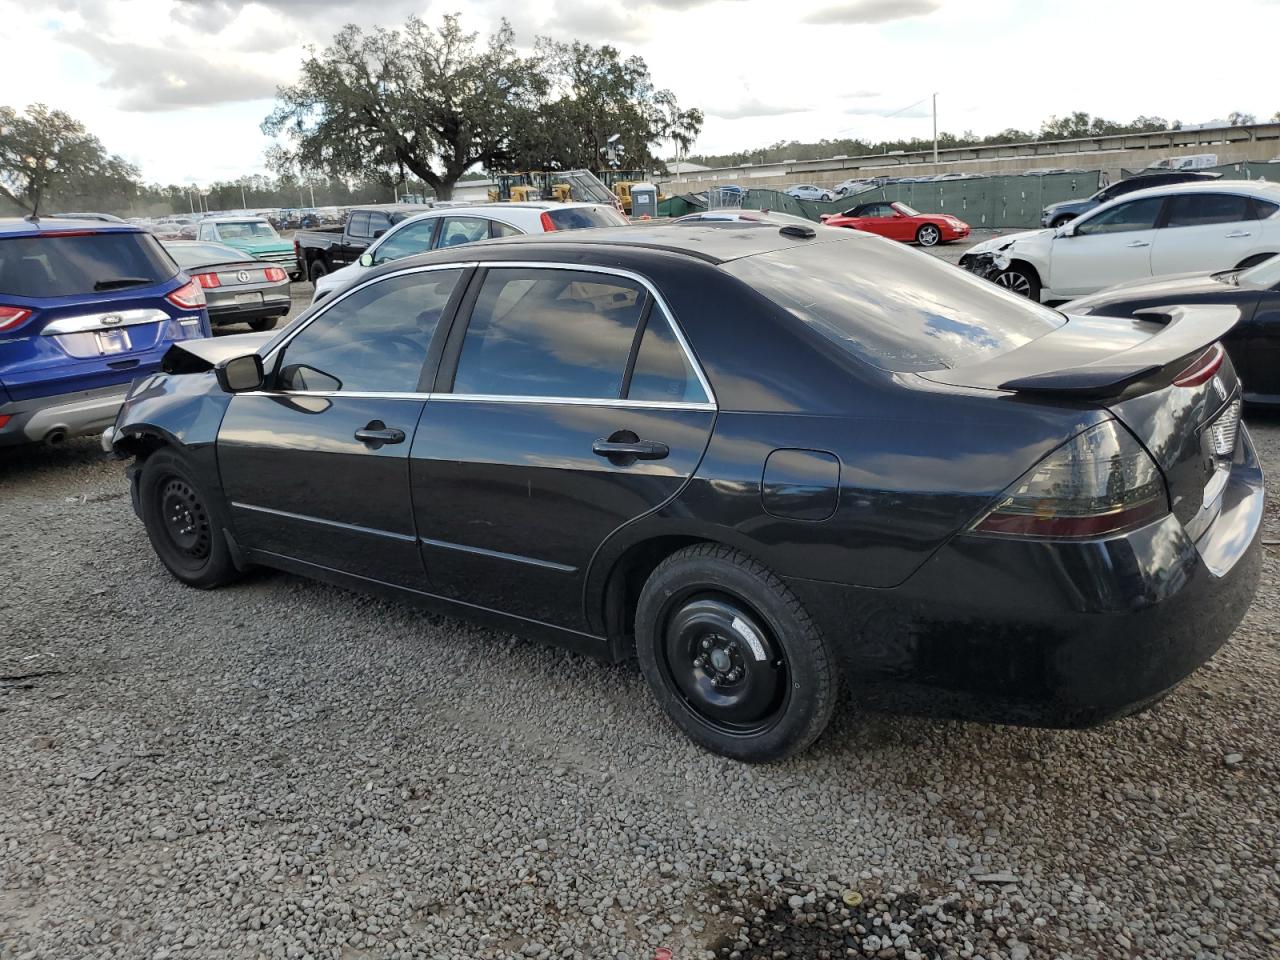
[724,239,1064,374]
[451,268,647,399]
[436,217,491,249]
[1164,194,1252,227]
[0,232,178,298]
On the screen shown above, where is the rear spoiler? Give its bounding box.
[998,304,1241,399]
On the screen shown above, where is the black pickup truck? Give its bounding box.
[293,205,427,283]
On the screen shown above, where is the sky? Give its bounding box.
[4,0,1280,186]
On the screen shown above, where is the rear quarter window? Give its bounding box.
[0,231,177,299]
[724,237,1065,373]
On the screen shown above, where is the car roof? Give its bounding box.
[1114,179,1280,201]
[203,215,271,223]
[0,217,142,237]
[376,221,860,271]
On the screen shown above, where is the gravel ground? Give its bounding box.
[2,251,1278,960]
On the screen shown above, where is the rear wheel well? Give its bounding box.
[601,535,711,656]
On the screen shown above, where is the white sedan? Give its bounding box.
[784,184,835,202]
[960,180,1280,302]
[311,201,628,303]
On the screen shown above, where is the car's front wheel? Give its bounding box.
[635,544,839,763]
[138,449,240,589]
[308,259,329,284]
[1051,215,1075,228]
[248,317,277,333]
[916,224,941,246]
[993,266,1041,301]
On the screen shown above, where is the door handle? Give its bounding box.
[1225,231,1252,238]
[593,438,669,460]
[1125,241,1151,248]
[354,420,405,445]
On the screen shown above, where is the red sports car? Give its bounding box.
[820,201,970,247]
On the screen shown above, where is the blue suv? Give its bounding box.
[0,218,211,447]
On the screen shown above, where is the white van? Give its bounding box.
[1146,154,1219,171]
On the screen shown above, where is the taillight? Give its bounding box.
[969,421,1168,539]
[0,305,33,332]
[166,279,206,309]
[194,272,221,289]
[0,414,11,430]
[264,267,288,282]
[1172,343,1224,388]
[539,212,558,232]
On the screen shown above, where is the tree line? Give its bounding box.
[685,110,1276,170]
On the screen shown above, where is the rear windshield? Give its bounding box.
[724,237,1065,373]
[165,242,245,269]
[0,231,178,299]
[544,207,629,230]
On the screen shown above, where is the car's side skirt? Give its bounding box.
[245,548,617,662]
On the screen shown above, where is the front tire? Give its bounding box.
[635,544,839,763]
[138,449,240,589]
[1051,215,1075,229]
[994,266,1042,301]
[916,224,941,247]
[308,259,329,284]
[248,317,277,333]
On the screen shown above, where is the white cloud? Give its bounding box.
[805,0,942,24]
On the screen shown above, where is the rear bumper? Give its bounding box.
[207,298,291,327]
[0,383,129,447]
[788,427,1264,727]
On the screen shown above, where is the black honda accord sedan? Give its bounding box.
[104,222,1264,762]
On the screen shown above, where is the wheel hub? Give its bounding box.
[663,597,787,733]
[159,479,210,559]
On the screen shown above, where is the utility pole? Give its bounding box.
[309,181,316,208]
[240,181,247,209]
[933,93,939,165]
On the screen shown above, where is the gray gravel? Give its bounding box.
[2,334,1279,958]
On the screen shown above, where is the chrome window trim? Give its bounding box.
[257,258,716,410]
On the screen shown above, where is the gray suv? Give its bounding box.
[1040,171,1220,228]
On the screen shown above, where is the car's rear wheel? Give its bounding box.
[1051,215,1075,228]
[139,449,240,589]
[249,317,277,332]
[635,544,839,763]
[994,266,1041,301]
[916,224,941,247]
[308,259,329,284]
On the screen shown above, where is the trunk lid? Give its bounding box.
[919,304,1245,539]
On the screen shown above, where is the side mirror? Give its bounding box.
[1057,223,1078,238]
[215,354,264,393]
[358,252,374,267]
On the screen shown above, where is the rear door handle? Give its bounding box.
[355,420,405,445]
[1125,241,1151,248]
[1225,231,1252,238]
[592,439,669,460]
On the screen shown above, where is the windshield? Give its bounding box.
[0,231,178,298]
[724,237,1065,373]
[217,221,279,240]
[543,207,629,230]
[1237,254,1280,288]
[894,203,921,217]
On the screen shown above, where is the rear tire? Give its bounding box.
[994,266,1042,301]
[249,317,277,333]
[1051,215,1075,228]
[138,449,240,589]
[916,224,941,247]
[635,544,839,763]
[308,259,329,284]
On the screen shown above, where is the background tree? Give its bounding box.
[0,103,137,216]
[263,15,546,200]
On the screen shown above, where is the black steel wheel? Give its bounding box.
[636,544,839,763]
[139,449,241,589]
[661,595,789,737]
